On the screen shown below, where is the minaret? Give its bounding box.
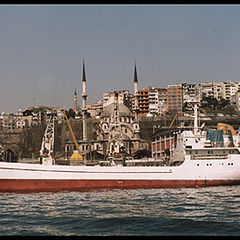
[74,89,77,114]
[134,62,138,95]
[133,62,139,120]
[82,60,87,141]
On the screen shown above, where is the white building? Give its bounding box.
[199,82,214,98]
[213,82,223,100]
[148,88,167,116]
[181,83,200,103]
[103,90,130,108]
[222,81,240,101]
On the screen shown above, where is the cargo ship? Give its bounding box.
[1,105,240,192]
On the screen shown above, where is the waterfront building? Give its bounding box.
[151,128,178,162]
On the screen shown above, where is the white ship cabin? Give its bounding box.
[152,103,240,166]
[152,125,240,166]
[173,128,240,163]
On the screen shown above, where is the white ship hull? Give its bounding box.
[1,154,240,192]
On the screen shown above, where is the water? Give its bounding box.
[1,186,240,236]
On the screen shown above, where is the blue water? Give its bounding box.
[1,186,240,236]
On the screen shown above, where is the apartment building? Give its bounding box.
[199,82,214,98]
[137,88,151,117]
[2,113,17,130]
[221,81,240,101]
[86,101,103,118]
[167,85,183,116]
[213,82,223,100]
[149,88,167,116]
[103,90,130,108]
[1,106,65,130]
[181,83,200,103]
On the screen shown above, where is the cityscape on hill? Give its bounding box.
[1,63,240,163]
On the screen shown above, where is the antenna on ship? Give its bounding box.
[193,103,198,135]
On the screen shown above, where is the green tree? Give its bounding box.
[201,96,218,110]
[218,97,230,109]
[66,108,76,119]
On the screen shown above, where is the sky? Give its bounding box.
[1,4,240,113]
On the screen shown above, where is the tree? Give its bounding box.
[201,96,218,110]
[218,97,230,109]
[66,108,75,119]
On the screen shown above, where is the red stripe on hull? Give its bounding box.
[0,179,240,192]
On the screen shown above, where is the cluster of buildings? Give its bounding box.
[66,63,240,162]
[80,80,240,119]
[66,63,150,162]
[0,106,65,130]
[2,61,240,131]
[2,61,240,163]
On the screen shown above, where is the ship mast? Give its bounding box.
[193,103,198,135]
[39,112,55,165]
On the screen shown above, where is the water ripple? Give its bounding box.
[1,186,240,235]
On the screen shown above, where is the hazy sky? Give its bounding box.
[1,4,240,113]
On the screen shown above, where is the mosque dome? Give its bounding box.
[101,103,132,118]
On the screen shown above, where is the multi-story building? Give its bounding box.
[213,82,223,100]
[2,113,17,130]
[181,83,200,103]
[151,128,178,162]
[167,85,183,116]
[103,90,130,108]
[148,88,167,116]
[232,91,240,109]
[1,106,65,130]
[199,82,214,98]
[199,81,240,102]
[222,81,239,101]
[86,101,104,118]
[137,87,151,117]
[148,88,159,116]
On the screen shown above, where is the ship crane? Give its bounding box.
[39,113,55,165]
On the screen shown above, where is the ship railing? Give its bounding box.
[191,154,228,160]
[125,158,166,166]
